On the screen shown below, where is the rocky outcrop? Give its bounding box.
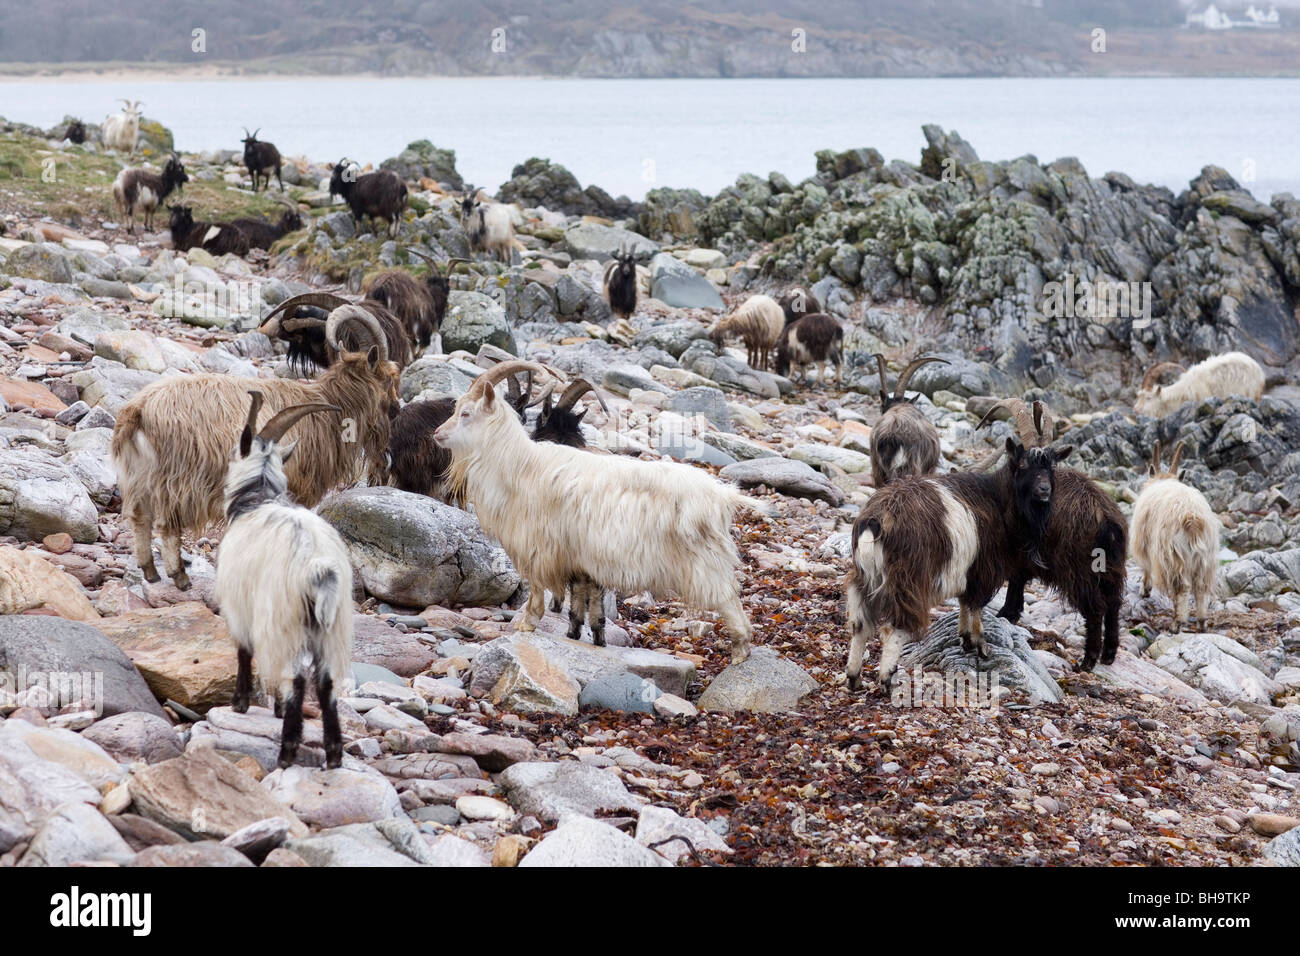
[497,157,638,219]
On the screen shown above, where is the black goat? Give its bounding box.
[113,154,188,233]
[259,291,414,373]
[241,128,283,193]
[229,199,303,250]
[167,204,249,256]
[330,159,407,238]
[779,287,821,326]
[364,250,463,351]
[64,119,87,144]
[603,245,638,319]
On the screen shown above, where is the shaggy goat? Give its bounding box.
[603,245,638,319]
[978,399,1128,671]
[167,204,250,257]
[216,392,352,769]
[363,251,462,351]
[709,294,785,371]
[241,129,283,193]
[434,362,764,664]
[112,310,398,591]
[112,154,188,234]
[64,119,87,144]
[1131,440,1220,632]
[775,312,844,385]
[330,159,407,238]
[870,353,948,487]
[260,291,414,372]
[459,188,523,264]
[102,99,142,153]
[779,287,821,326]
[229,198,303,250]
[845,436,1071,689]
[1135,352,1265,418]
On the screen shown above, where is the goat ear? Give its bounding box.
[481,380,496,409]
[1052,444,1073,461]
[279,439,299,464]
[1005,437,1022,460]
[366,345,380,369]
[239,425,253,458]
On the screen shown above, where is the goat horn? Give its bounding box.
[257,402,342,445]
[406,248,439,272]
[1151,439,1163,473]
[1168,440,1186,474]
[326,305,389,364]
[1141,362,1185,391]
[252,128,260,139]
[243,390,265,437]
[554,379,609,416]
[281,317,327,333]
[971,447,1006,474]
[259,292,351,338]
[528,381,557,409]
[895,356,948,399]
[467,360,563,402]
[872,353,890,406]
[1032,400,1055,443]
[976,398,1037,447]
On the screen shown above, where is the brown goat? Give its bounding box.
[870,354,947,487]
[774,313,843,385]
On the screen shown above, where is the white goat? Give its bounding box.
[102,99,143,154]
[459,189,523,264]
[1131,440,1220,633]
[434,361,765,664]
[1134,352,1264,418]
[215,392,354,769]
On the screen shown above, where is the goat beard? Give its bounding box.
[1016,498,1053,571]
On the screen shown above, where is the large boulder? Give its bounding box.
[0,546,100,621]
[0,449,99,543]
[563,222,658,262]
[720,457,845,506]
[380,140,463,189]
[440,291,515,356]
[0,615,166,718]
[520,815,669,867]
[3,243,74,283]
[319,487,519,608]
[648,253,724,310]
[697,647,819,713]
[499,762,642,823]
[399,357,474,402]
[498,157,637,218]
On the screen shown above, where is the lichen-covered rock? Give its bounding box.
[380,139,463,188]
[440,290,515,355]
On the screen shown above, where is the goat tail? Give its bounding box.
[735,493,773,521]
[309,557,347,632]
[110,403,152,473]
[1181,513,1205,538]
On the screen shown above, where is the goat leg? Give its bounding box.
[844,586,873,692]
[516,585,544,632]
[277,675,307,769]
[718,595,752,666]
[232,646,253,713]
[128,504,160,583]
[1101,598,1120,666]
[876,624,906,689]
[318,671,342,769]
[587,585,607,648]
[997,570,1029,624]
[564,578,587,642]
[161,528,190,590]
[1077,614,1103,672]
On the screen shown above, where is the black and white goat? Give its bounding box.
[779,287,821,326]
[167,204,250,257]
[112,154,188,234]
[459,187,522,263]
[870,353,947,487]
[241,129,283,193]
[64,119,87,144]
[603,245,638,319]
[215,391,352,769]
[330,159,407,238]
[259,291,414,373]
[844,436,1072,689]
[775,313,844,385]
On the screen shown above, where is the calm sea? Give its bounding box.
[3,75,1297,201]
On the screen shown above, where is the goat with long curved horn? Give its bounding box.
[869,353,948,487]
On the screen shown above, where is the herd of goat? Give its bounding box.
[75,102,1271,756]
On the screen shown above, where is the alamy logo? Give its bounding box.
[49,887,151,936]
[1041,273,1152,326]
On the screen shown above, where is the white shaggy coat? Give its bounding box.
[1135,352,1265,418]
[709,294,784,371]
[102,106,141,153]
[1131,478,1220,630]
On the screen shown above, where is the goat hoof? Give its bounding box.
[1076,656,1098,673]
[171,571,191,591]
[1100,648,1118,666]
[276,754,295,770]
[231,695,249,714]
[730,646,751,666]
[846,673,861,692]
[142,565,161,584]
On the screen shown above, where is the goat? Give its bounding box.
[64,119,87,144]
[977,399,1127,671]
[241,128,283,193]
[229,198,303,250]
[434,362,765,664]
[708,294,784,371]
[459,187,523,264]
[216,392,352,769]
[167,204,250,257]
[779,287,822,326]
[112,154,188,234]
[844,435,1071,689]
[260,291,414,372]
[870,354,948,487]
[330,159,407,238]
[775,312,844,385]
[603,245,638,319]
[1134,352,1265,418]
[1131,440,1220,633]
[363,251,463,351]
[102,99,142,153]
[111,309,398,591]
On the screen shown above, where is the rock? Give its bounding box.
[0,721,124,789]
[0,615,165,718]
[423,831,491,866]
[0,449,100,543]
[456,794,515,822]
[127,748,308,840]
[485,639,581,717]
[129,841,255,867]
[433,732,537,772]
[578,672,661,714]
[563,222,658,261]
[602,363,671,396]
[790,443,872,474]
[635,805,731,863]
[697,646,819,713]
[631,321,708,358]
[220,816,292,864]
[262,766,404,829]
[1246,813,1299,837]
[649,253,724,310]
[93,329,165,372]
[4,243,73,283]
[500,157,636,218]
[441,291,515,355]
[94,603,237,713]
[67,358,160,415]
[720,457,845,506]
[0,735,101,854]
[520,815,669,867]
[0,546,100,620]
[18,802,133,866]
[1263,826,1300,867]
[469,632,695,699]
[319,487,519,608]
[82,712,183,765]
[0,378,66,414]
[188,706,333,771]
[668,386,732,432]
[399,358,474,402]
[282,830,422,867]
[380,140,463,188]
[1092,651,1209,706]
[653,693,699,719]
[499,761,642,823]
[351,614,439,677]
[1150,634,1280,705]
